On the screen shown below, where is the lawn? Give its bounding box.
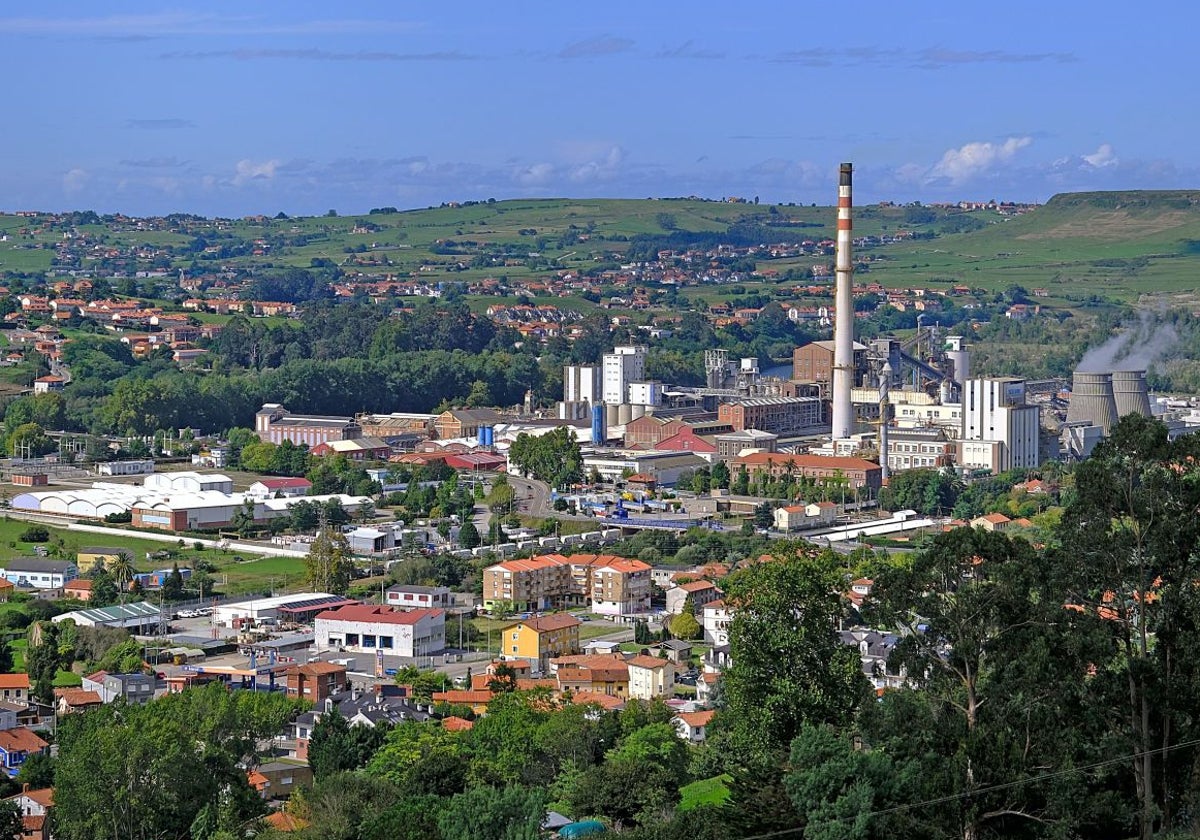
[679,775,731,811]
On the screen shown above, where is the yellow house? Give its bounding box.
[76,546,131,574]
[501,613,582,672]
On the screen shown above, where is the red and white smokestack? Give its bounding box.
[830,162,855,440]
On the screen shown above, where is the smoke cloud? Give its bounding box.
[1077,313,1179,373]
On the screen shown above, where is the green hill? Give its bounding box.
[864,191,1200,303]
[6,191,1200,304]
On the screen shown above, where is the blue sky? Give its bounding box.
[1,2,1195,217]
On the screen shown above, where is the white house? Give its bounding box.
[673,710,715,743]
[664,580,722,615]
[773,501,838,532]
[315,604,445,657]
[385,585,453,611]
[626,654,675,700]
[701,600,733,647]
[0,558,77,590]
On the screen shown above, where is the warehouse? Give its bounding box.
[211,593,349,628]
[53,601,165,632]
[314,604,445,657]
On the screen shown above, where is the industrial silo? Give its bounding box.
[1065,372,1119,434]
[591,405,607,445]
[1112,370,1152,418]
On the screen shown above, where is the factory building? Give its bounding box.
[960,377,1040,473]
[602,346,647,405]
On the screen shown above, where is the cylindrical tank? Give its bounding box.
[483,426,494,446]
[1066,372,1119,434]
[630,404,646,422]
[947,349,969,386]
[617,404,633,426]
[477,426,487,446]
[605,403,619,428]
[939,379,952,405]
[1112,370,1152,418]
[591,405,606,445]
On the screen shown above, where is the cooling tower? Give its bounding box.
[1066,372,1119,434]
[1112,370,1152,418]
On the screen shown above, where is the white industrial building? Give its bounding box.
[581,449,707,486]
[627,381,663,407]
[144,471,234,494]
[211,593,348,627]
[960,377,1040,473]
[563,364,601,407]
[602,345,647,405]
[314,604,446,657]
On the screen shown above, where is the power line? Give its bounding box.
[736,737,1200,840]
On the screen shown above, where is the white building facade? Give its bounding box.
[601,345,647,405]
[314,605,446,657]
[961,377,1040,473]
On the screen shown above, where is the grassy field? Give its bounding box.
[679,775,731,810]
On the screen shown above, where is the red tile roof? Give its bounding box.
[0,727,48,753]
[315,605,444,625]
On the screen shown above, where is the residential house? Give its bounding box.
[552,654,630,697]
[840,628,906,694]
[6,787,53,840]
[76,547,131,574]
[63,579,93,601]
[81,671,156,705]
[971,512,1011,532]
[773,501,839,532]
[674,710,716,743]
[626,654,676,700]
[652,639,693,665]
[0,728,48,777]
[501,613,582,673]
[0,558,78,590]
[0,579,15,602]
[0,674,29,706]
[665,580,722,615]
[701,601,733,646]
[54,688,103,715]
[285,662,347,706]
[483,553,651,616]
[31,376,65,394]
[384,584,453,611]
[248,761,313,801]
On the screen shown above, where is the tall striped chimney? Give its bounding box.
[830,162,855,440]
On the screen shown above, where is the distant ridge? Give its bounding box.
[1044,190,1200,211]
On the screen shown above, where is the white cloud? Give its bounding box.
[929,136,1032,184]
[62,168,88,194]
[1082,143,1118,168]
[232,159,279,187]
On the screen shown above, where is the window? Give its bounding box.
[345,634,359,646]
[362,635,376,649]
[380,636,393,649]
[511,645,518,654]
[512,632,519,640]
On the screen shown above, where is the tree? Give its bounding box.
[871,525,1101,840]
[15,751,54,789]
[1051,415,1200,839]
[160,562,185,602]
[87,566,119,608]
[437,785,546,840]
[667,609,701,641]
[106,551,136,597]
[307,707,357,779]
[507,426,582,489]
[458,521,481,550]
[0,802,21,839]
[305,526,354,595]
[720,542,867,759]
[753,502,774,529]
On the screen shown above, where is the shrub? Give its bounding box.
[19,526,49,543]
